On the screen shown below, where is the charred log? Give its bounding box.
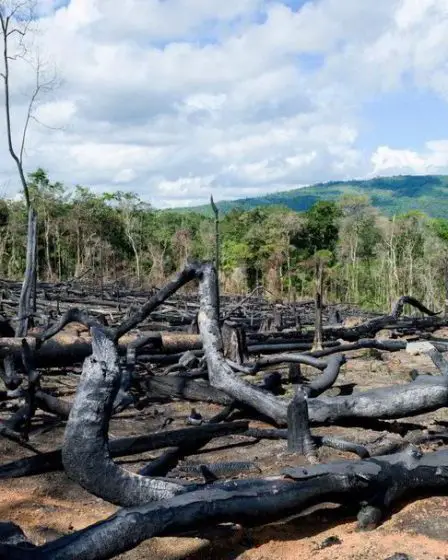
[0,421,249,479]
[306,355,346,397]
[287,386,317,461]
[175,460,261,478]
[426,346,448,376]
[2,447,448,559]
[143,375,233,405]
[61,327,194,506]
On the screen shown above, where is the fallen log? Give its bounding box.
[309,338,448,358]
[0,332,202,367]
[0,421,249,479]
[307,374,448,423]
[0,325,445,370]
[34,391,72,418]
[321,315,447,342]
[2,446,448,559]
[175,460,261,478]
[143,375,233,405]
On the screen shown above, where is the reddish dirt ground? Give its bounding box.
[1,339,448,559]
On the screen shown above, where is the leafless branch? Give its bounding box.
[0,0,57,207]
[19,53,59,164]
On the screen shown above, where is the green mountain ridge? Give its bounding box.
[179,175,448,217]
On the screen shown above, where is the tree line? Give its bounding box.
[2,168,448,311]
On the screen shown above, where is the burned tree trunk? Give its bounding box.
[16,208,38,338]
[198,263,287,424]
[312,257,324,351]
[445,261,448,318]
[221,321,248,364]
[62,328,189,506]
[2,447,448,559]
[287,386,317,462]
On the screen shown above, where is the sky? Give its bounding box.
[1,0,448,208]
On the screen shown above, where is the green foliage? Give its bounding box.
[431,218,448,242]
[292,200,341,260]
[1,169,447,314]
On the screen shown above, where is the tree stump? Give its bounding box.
[222,321,248,364]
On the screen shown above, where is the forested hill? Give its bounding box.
[184,175,448,217]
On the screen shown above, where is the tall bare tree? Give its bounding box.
[0,0,56,386]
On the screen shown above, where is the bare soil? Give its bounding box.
[1,343,448,559]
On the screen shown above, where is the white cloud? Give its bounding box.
[0,0,447,207]
[371,146,428,174]
[34,100,77,128]
[371,141,448,176]
[113,168,137,184]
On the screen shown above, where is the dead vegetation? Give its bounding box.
[0,263,447,559]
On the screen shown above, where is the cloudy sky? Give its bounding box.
[1,0,448,208]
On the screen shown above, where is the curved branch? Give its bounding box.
[198,263,286,425]
[252,353,328,371]
[307,354,346,397]
[391,295,440,319]
[61,327,189,506]
[112,263,199,340]
[37,308,105,347]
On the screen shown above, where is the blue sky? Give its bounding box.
[361,89,448,152]
[1,0,447,207]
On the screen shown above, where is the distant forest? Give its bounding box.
[185,174,448,218]
[2,168,448,311]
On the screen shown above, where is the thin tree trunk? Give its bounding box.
[16,208,37,337]
[312,259,324,351]
[129,236,140,284]
[57,223,62,281]
[445,260,448,318]
[211,196,220,318]
[44,216,53,280]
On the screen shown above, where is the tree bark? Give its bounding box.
[61,328,192,506]
[287,386,317,461]
[2,447,448,559]
[312,258,324,351]
[143,375,233,405]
